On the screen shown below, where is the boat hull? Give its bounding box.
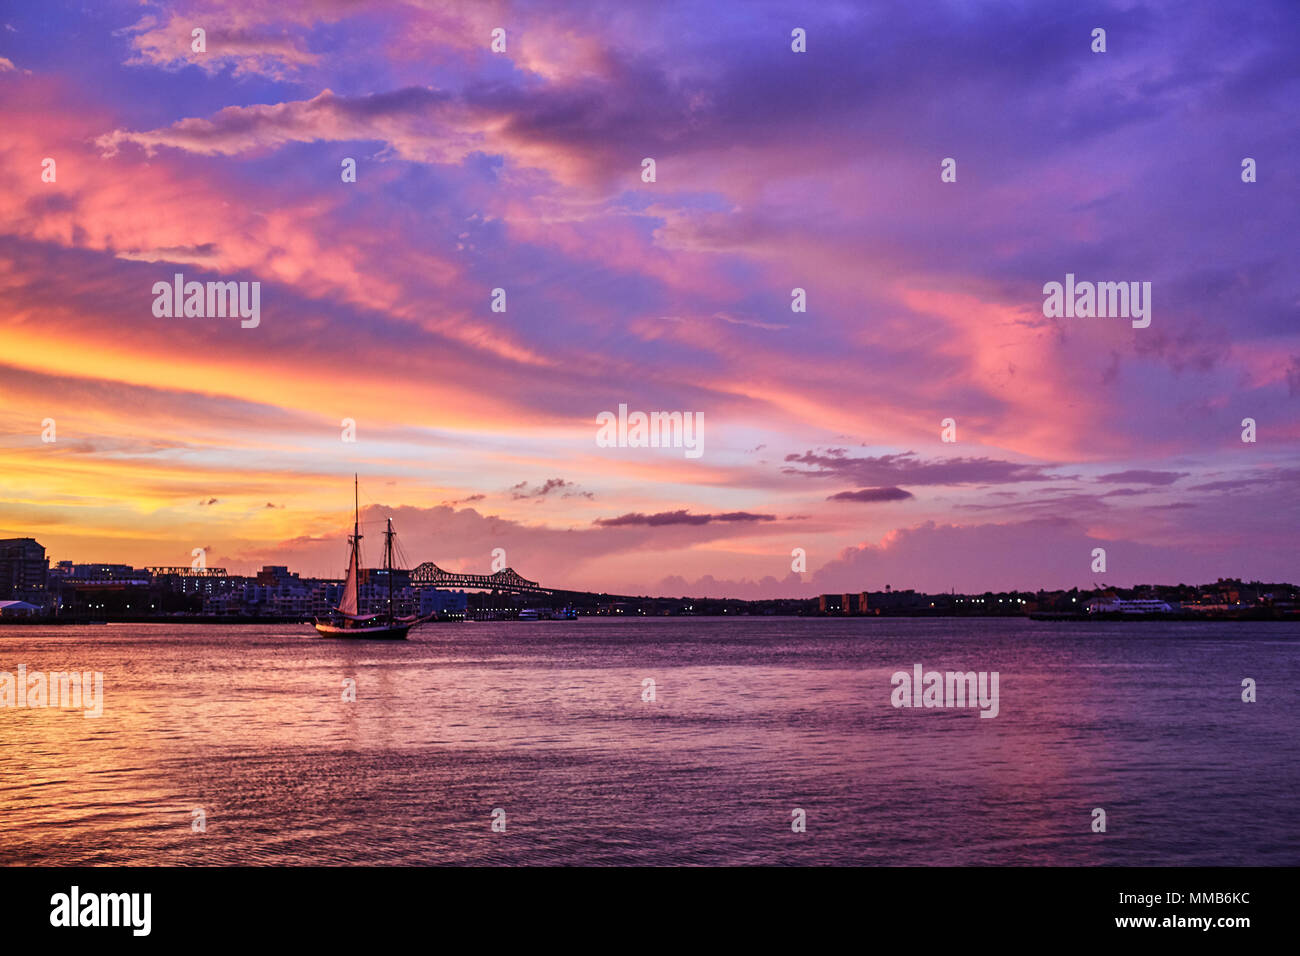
[313,619,411,640]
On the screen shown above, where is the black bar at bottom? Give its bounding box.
[0,865,1278,942]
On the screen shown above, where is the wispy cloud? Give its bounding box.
[827,487,914,503]
[594,510,777,527]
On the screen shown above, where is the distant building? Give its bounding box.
[868,588,925,611]
[419,588,468,618]
[0,538,48,601]
[255,566,299,586]
[362,567,411,590]
[148,568,239,595]
[818,592,870,615]
[62,563,150,583]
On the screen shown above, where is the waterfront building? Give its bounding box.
[0,537,49,601]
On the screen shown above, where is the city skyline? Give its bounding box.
[5,534,1293,624]
[1,1,1297,596]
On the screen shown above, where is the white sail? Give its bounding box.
[334,473,362,617]
[338,537,359,616]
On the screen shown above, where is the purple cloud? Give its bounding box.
[785,450,1060,486]
[594,510,776,527]
[827,487,914,503]
[1095,470,1187,485]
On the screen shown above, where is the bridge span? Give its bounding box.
[409,562,552,595]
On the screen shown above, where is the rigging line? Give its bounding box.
[346,477,422,571]
[394,538,413,571]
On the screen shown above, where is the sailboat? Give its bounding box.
[313,475,434,640]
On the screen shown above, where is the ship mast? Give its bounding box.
[352,474,360,564]
[336,473,363,621]
[384,516,395,625]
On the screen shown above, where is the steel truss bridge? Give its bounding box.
[409,562,552,595]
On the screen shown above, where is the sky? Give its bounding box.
[0,0,1296,597]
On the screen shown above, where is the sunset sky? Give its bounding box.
[1,0,1296,596]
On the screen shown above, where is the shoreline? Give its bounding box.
[3,611,1297,626]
